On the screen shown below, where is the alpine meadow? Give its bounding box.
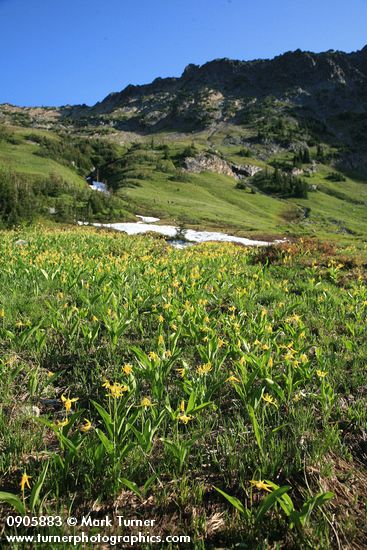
[0,10,367,548]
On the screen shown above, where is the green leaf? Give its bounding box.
[256,485,291,523]
[214,486,246,515]
[188,401,212,414]
[40,268,49,280]
[296,491,334,527]
[119,478,142,499]
[30,461,49,512]
[95,428,114,454]
[186,390,196,414]
[91,400,113,438]
[143,474,157,494]
[0,492,26,514]
[247,405,263,453]
[57,432,78,453]
[264,480,294,516]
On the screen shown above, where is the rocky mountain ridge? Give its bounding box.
[2,45,367,174]
[86,45,367,132]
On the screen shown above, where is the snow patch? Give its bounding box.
[89,181,109,194]
[136,215,161,223]
[79,219,283,247]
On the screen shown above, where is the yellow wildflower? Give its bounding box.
[61,394,79,413]
[140,397,153,408]
[47,371,54,378]
[158,335,164,345]
[158,315,164,323]
[148,351,159,362]
[20,472,31,492]
[262,393,278,407]
[316,370,328,378]
[197,362,212,375]
[225,374,240,383]
[176,368,185,378]
[122,364,133,376]
[0,308,4,318]
[80,419,92,433]
[106,382,128,398]
[250,479,272,492]
[179,414,193,424]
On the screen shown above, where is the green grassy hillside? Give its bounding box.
[0,126,132,227]
[0,126,86,186]
[1,122,367,247]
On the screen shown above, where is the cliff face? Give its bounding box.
[88,46,367,133]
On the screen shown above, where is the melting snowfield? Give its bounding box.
[89,181,109,193]
[78,216,283,248]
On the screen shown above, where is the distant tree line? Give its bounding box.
[0,169,128,228]
[252,168,308,198]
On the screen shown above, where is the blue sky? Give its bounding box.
[1,0,366,106]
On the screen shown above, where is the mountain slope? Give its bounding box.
[1,45,367,242]
[86,46,367,140]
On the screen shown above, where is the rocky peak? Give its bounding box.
[75,45,367,139]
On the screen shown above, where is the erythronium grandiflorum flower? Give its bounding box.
[20,472,31,492]
[104,381,128,398]
[148,351,159,362]
[61,394,79,413]
[80,419,92,432]
[178,414,193,424]
[262,393,278,407]
[316,369,328,378]
[197,362,212,375]
[140,397,154,408]
[122,364,133,375]
[225,375,240,383]
[250,479,273,492]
